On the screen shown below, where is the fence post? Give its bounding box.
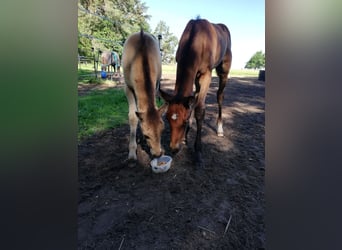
[92,47,97,78]
[258,70,265,81]
[158,34,163,58]
[97,50,102,77]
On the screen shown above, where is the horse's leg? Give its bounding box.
[124,86,138,161]
[215,66,228,137]
[215,57,231,136]
[184,111,193,145]
[194,71,211,167]
[183,75,201,145]
[194,105,205,167]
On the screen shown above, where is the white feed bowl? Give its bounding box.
[150,155,172,173]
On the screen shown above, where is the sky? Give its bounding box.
[143,0,265,69]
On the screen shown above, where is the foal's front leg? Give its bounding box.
[128,109,138,161]
[125,87,138,161]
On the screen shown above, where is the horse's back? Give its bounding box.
[122,31,161,90]
[215,23,231,50]
[176,19,231,69]
[101,51,112,64]
[112,51,120,65]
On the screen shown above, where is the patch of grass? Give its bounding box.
[229,69,259,77]
[78,88,128,140]
[78,68,103,84]
[161,64,259,77]
[78,71,120,84]
[78,63,110,84]
[78,87,166,140]
[78,62,97,71]
[80,77,114,84]
[78,68,94,76]
[162,64,177,74]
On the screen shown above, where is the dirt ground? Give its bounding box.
[78,74,265,249]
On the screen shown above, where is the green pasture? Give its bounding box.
[78,87,164,141]
[78,63,259,83]
[161,64,259,77]
[78,88,128,140]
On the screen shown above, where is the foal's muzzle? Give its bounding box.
[170,142,181,154]
[151,148,164,158]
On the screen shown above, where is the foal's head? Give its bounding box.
[136,106,167,158]
[160,90,195,152]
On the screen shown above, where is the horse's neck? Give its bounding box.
[135,84,156,112]
[175,67,196,97]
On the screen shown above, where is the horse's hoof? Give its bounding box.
[217,123,224,137]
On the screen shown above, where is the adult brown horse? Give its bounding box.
[160,18,232,167]
[123,30,167,162]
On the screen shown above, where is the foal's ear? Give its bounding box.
[159,88,173,102]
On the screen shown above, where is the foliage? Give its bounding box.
[78,0,151,58]
[245,51,265,69]
[152,21,179,64]
[78,0,179,65]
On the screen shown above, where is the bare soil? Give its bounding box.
[78,75,265,249]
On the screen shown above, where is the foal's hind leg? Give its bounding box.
[215,61,231,137]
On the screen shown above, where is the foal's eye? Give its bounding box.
[144,135,150,140]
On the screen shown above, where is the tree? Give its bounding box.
[152,21,178,64]
[245,51,265,69]
[78,0,151,57]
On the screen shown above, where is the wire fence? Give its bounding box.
[78,4,124,80]
[78,29,124,80]
[78,49,122,81]
[78,5,119,25]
